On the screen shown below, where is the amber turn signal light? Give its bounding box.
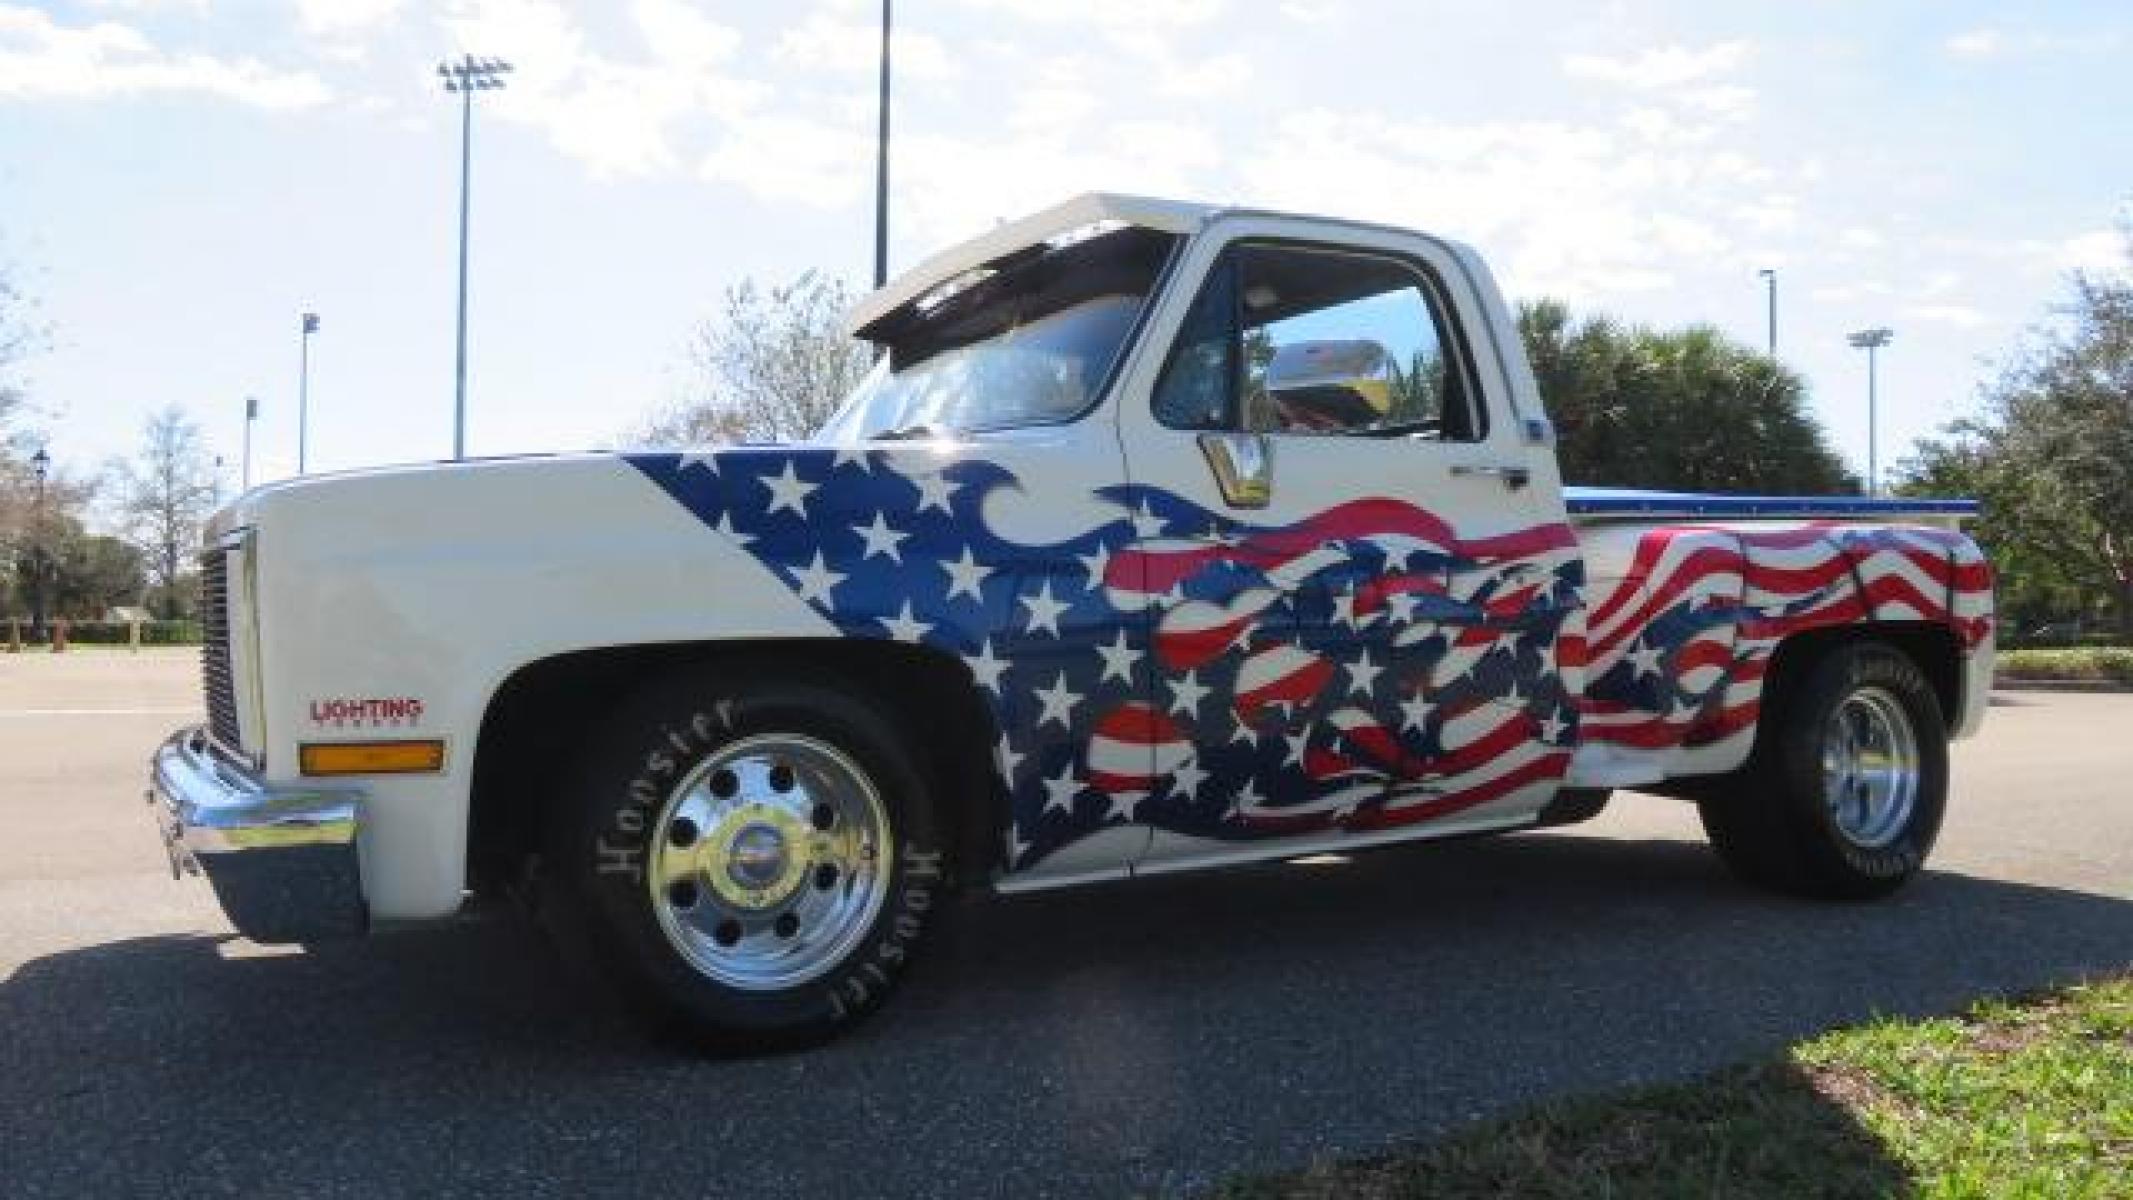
[299,740,446,776]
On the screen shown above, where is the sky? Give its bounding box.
[3,0,2130,517]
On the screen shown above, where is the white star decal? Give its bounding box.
[830,443,876,473]
[1041,764,1081,814]
[879,601,929,643]
[762,460,816,517]
[1381,538,1419,571]
[1283,728,1312,768]
[965,639,1008,693]
[1227,779,1263,819]
[913,471,959,514]
[1169,670,1209,718]
[1096,628,1136,685]
[1230,711,1261,745]
[1346,649,1382,697]
[1400,691,1431,733]
[677,448,721,475]
[1019,582,1068,637]
[995,733,1024,781]
[1104,791,1140,822]
[853,511,909,563]
[1170,758,1207,801]
[1034,672,1079,730]
[1077,542,1111,589]
[789,552,844,606]
[710,511,754,546]
[1538,710,1568,743]
[941,546,989,603]
[1385,590,1419,624]
[1626,638,1665,679]
[1130,500,1166,538]
[1332,586,1360,629]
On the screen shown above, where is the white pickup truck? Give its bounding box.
[151,194,1994,1050]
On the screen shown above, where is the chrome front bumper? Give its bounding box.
[148,727,367,942]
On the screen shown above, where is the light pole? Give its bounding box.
[297,312,318,474]
[242,394,258,490]
[438,53,512,461]
[28,445,50,641]
[874,0,892,290]
[1758,268,1776,356]
[1847,327,1894,495]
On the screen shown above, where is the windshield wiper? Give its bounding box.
[868,423,955,442]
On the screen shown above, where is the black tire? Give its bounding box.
[542,669,947,1053]
[1697,640,1947,901]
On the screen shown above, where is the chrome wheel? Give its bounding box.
[1821,685,1920,849]
[648,733,892,991]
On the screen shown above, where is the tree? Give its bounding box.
[1518,299,1856,494]
[1897,232,2133,637]
[110,406,219,619]
[641,272,873,446]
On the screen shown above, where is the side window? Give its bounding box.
[1151,257,1237,430]
[1154,241,1483,441]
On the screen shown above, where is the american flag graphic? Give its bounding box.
[631,448,1585,868]
[630,448,1991,870]
[1578,523,1993,751]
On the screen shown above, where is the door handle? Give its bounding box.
[1450,463,1532,491]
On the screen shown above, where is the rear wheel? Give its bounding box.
[1698,641,1947,900]
[544,671,947,1052]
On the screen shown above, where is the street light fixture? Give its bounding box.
[438,53,513,462]
[1847,327,1894,496]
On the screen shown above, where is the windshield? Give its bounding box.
[818,225,1177,441]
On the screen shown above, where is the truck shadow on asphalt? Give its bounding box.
[5,830,2127,1195]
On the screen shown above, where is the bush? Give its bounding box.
[4,619,202,646]
[1997,646,2133,684]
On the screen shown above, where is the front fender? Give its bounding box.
[246,455,832,919]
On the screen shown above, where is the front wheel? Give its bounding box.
[1698,641,1948,900]
[544,672,947,1053]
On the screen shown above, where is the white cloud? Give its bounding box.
[1944,29,2001,59]
[699,112,875,207]
[1944,26,2125,60]
[1563,41,1751,89]
[0,6,328,107]
[437,0,760,177]
[774,10,956,80]
[2043,228,2127,274]
[296,0,404,38]
[1278,0,1343,24]
[1904,303,1989,328]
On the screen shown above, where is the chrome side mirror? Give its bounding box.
[1198,431,1273,509]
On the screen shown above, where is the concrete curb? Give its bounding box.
[1993,677,2133,694]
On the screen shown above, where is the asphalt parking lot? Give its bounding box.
[2,650,2129,1198]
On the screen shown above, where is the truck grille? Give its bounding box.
[200,545,242,752]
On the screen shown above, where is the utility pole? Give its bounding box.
[1758,268,1776,356]
[28,446,50,641]
[874,0,892,290]
[438,54,512,461]
[1847,327,1894,496]
[298,312,318,474]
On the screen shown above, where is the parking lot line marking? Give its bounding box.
[0,708,202,717]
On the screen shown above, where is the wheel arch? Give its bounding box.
[1762,620,1964,737]
[467,639,1008,898]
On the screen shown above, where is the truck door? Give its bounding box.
[1114,221,1582,868]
